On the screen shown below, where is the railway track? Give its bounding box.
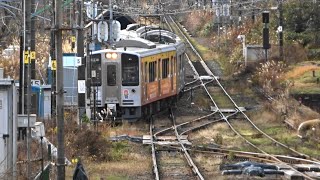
[162,15,320,179]
[150,110,204,180]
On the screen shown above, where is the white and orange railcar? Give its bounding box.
[91,35,185,121]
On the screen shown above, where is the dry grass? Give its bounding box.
[285,65,320,80]
[107,121,149,137]
[194,154,222,172]
[192,123,230,140]
[249,110,278,124]
[66,157,151,179]
[191,122,249,150]
[44,114,151,179]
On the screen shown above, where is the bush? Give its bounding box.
[81,114,91,124]
[72,129,111,161]
[251,60,287,95]
[200,22,214,37]
[110,141,129,161]
[214,134,223,145]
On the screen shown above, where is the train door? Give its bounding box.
[144,61,148,102]
[173,56,177,92]
[170,55,174,91]
[141,62,145,101]
[103,59,121,117]
[177,54,182,91]
[178,53,184,91]
[104,62,120,110]
[158,58,161,96]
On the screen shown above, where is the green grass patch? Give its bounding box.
[105,175,129,180]
[298,73,320,83]
[110,141,129,161]
[285,64,320,94]
[297,146,320,158]
[208,88,234,108]
[261,145,289,155]
[246,136,272,146]
[212,94,233,108]
[263,126,286,135]
[174,20,214,61]
[290,86,320,94]
[189,38,212,58]
[236,145,258,153]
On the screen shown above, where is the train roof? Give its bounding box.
[93,37,184,57]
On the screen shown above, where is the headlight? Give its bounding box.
[105,53,118,60]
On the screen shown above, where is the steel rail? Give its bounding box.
[195,146,320,165]
[168,16,213,76]
[169,108,205,180]
[169,15,312,159]
[183,79,214,92]
[167,15,317,180]
[180,111,238,135]
[150,116,160,180]
[156,144,320,166]
[153,111,217,137]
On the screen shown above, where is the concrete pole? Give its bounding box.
[19,35,23,115]
[76,0,85,124]
[25,0,31,176]
[55,0,65,178]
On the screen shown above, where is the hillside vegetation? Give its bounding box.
[181,0,320,97]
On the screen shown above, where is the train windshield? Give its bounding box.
[122,54,139,86]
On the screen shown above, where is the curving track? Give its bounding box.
[150,110,204,180]
[158,15,320,179]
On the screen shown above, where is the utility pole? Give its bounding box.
[55,0,65,178]
[24,0,31,178]
[26,47,31,180]
[50,0,56,123]
[19,35,23,114]
[278,0,283,60]
[76,0,85,124]
[24,0,31,116]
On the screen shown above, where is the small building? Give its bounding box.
[0,79,17,179]
[246,45,267,62]
[63,53,79,107]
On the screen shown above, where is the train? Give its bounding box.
[89,29,186,121]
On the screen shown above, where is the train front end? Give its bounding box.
[101,50,142,121]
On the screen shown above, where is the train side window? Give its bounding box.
[179,54,182,72]
[107,65,116,86]
[154,61,158,81]
[162,58,169,78]
[171,56,173,75]
[174,56,176,75]
[145,62,148,82]
[149,61,156,82]
[158,59,161,80]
